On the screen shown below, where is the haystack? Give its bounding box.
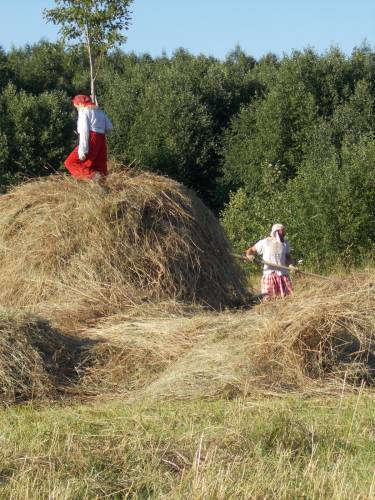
[0,172,247,325]
[0,307,78,404]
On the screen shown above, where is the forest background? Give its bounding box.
[0,41,374,270]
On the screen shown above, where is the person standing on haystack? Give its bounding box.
[245,223,298,300]
[64,95,113,182]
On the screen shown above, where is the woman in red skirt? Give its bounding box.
[64,95,113,181]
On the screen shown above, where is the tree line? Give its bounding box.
[0,41,374,269]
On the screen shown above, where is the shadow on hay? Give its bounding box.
[304,328,375,384]
[0,308,103,405]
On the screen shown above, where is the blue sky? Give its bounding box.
[1,1,375,59]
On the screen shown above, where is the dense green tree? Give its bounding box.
[123,71,215,199]
[330,79,375,145]
[221,162,285,255]
[222,137,375,270]
[221,68,317,192]
[0,47,12,93]
[100,49,261,207]
[0,84,72,183]
[350,43,375,93]
[6,41,81,95]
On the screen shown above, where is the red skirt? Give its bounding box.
[64,131,108,179]
[261,273,292,300]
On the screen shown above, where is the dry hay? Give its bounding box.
[71,271,375,401]
[0,172,247,326]
[0,307,79,404]
[136,319,249,400]
[0,272,374,405]
[77,313,215,395]
[253,272,375,390]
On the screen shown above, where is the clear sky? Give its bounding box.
[1,0,375,60]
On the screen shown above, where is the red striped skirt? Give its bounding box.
[261,273,292,300]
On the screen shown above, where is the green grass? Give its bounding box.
[0,393,374,499]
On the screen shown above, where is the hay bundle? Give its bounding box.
[253,273,375,389]
[0,307,77,403]
[0,172,246,323]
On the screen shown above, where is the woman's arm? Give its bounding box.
[245,244,258,261]
[77,110,90,160]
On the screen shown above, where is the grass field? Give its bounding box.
[1,393,374,499]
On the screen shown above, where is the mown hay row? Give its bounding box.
[78,314,215,394]
[0,272,374,405]
[253,273,375,390]
[101,272,375,401]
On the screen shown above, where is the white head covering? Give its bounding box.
[270,223,285,243]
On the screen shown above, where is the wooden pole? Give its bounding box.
[234,254,331,280]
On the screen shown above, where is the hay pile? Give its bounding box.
[253,273,375,390]
[144,272,375,399]
[0,172,246,325]
[89,271,373,401]
[0,307,78,404]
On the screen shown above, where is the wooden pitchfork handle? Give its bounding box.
[234,254,331,280]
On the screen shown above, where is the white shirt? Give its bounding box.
[77,107,113,158]
[254,237,291,275]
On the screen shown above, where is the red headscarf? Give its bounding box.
[72,95,94,106]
